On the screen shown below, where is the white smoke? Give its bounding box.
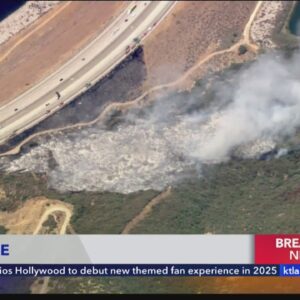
[188,53,300,162]
[2,51,300,193]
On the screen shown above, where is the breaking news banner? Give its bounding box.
[0,235,298,277]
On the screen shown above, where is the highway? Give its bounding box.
[0,1,175,145]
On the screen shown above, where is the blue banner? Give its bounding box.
[280,265,300,276]
[0,264,280,277]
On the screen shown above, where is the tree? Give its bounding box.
[238,45,248,55]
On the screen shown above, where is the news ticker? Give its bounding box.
[0,234,297,277]
[0,264,295,277]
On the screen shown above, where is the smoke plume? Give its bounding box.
[1,51,300,193]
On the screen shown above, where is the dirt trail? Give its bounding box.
[38,277,50,295]
[33,204,72,235]
[0,197,72,234]
[0,1,263,158]
[243,0,263,51]
[32,201,73,294]
[121,187,172,234]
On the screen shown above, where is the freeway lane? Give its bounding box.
[0,1,175,144]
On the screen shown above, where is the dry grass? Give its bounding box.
[142,1,257,88]
[0,196,72,234]
[121,187,172,234]
[0,1,126,104]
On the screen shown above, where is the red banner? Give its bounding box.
[255,235,300,264]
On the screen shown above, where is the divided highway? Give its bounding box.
[0,1,175,145]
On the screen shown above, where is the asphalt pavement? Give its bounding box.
[0,1,175,145]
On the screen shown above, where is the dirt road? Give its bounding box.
[122,187,172,234]
[0,0,263,157]
[33,204,72,235]
[243,1,263,51]
[0,1,175,146]
[32,202,73,294]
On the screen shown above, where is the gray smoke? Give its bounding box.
[188,52,300,161]
[2,50,300,193]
